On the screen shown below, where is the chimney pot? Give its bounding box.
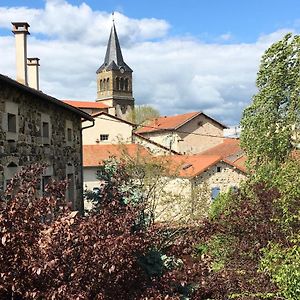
[27,57,40,90]
[12,22,30,85]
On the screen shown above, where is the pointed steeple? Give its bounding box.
[97,23,132,73]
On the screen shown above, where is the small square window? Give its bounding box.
[216,166,221,173]
[7,113,16,133]
[211,187,220,201]
[67,128,72,142]
[100,134,109,141]
[42,122,49,138]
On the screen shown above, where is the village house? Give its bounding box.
[136,111,228,154]
[0,22,94,213]
[157,138,246,221]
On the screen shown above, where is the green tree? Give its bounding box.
[240,33,300,171]
[127,105,160,126]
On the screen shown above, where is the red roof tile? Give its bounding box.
[165,154,222,177]
[164,153,246,178]
[136,112,200,134]
[136,111,227,134]
[63,100,109,109]
[83,144,150,167]
[200,138,242,160]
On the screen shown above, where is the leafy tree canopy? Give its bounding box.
[127,105,160,126]
[240,33,300,171]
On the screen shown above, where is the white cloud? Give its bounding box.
[0,0,297,126]
[219,32,233,41]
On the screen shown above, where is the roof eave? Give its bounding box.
[0,74,93,121]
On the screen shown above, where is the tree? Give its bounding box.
[0,164,209,299]
[240,33,300,171]
[127,105,160,126]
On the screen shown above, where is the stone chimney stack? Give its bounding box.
[27,58,40,90]
[12,22,30,85]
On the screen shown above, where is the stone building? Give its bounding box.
[136,111,227,154]
[158,139,246,222]
[0,22,94,213]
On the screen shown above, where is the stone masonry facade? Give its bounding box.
[0,78,85,212]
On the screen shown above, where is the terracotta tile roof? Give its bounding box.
[163,153,247,178]
[83,144,150,167]
[231,155,247,172]
[136,112,200,134]
[136,111,227,134]
[63,100,109,109]
[200,138,242,161]
[165,154,222,178]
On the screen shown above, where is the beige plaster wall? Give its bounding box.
[178,114,224,154]
[140,132,180,152]
[156,162,246,223]
[134,135,174,156]
[82,114,133,145]
[140,114,225,154]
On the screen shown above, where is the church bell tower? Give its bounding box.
[96,22,134,119]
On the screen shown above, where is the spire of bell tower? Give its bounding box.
[96,21,132,73]
[95,19,134,120]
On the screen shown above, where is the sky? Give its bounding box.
[0,0,299,126]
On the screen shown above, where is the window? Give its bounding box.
[100,134,109,141]
[103,79,106,90]
[7,113,16,132]
[100,80,103,91]
[216,166,221,172]
[42,122,49,138]
[67,128,72,142]
[211,187,220,201]
[125,78,129,91]
[106,78,109,90]
[42,176,51,195]
[120,78,124,90]
[116,77,120,90]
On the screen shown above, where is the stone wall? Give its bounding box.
[0,81,84,212]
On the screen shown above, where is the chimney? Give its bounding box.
[12,22,30,85]
[27,58,40,90]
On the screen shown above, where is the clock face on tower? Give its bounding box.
[120,67,125,74]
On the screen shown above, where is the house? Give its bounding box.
[82,111,134,145]
[83,143,150,191]
[158,149,247,222]
[136,111,227,154]
[0,22,94,213]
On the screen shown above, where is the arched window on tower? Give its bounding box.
[120,78,124,91]
[100,80,103,91]
[103,79,106,90]
[125,78,129,91]
[107,78,110,91]
[116,77,120,90]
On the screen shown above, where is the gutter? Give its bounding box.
[78,118,95,215]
